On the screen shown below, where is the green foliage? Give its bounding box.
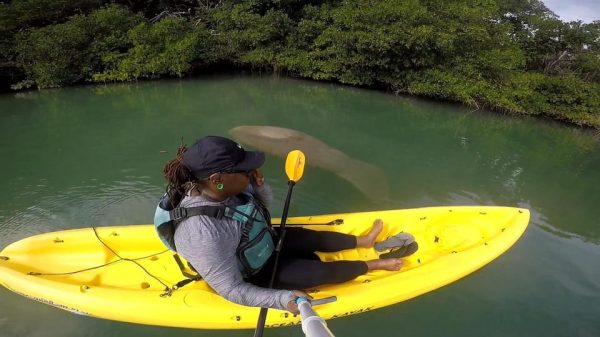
[3,0,600,128]
[405,67,484,106]
[283,0,443,84]
[0,0,100,33]
[14,6,142,88]
[110,0,198,19]
[498,1,600,82]
[574,52,600,83]
[278,0,525,87]
[210,3,292,66]
[404,68,600,127]
[0,0,101,89]
[509,73,600,126]
[94,17,208,81]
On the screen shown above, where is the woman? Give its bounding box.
[161,136,402,314]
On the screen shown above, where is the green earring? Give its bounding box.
[216,183,224,190]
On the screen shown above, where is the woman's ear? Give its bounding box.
[208,173,222,185]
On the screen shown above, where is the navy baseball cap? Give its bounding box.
[182,136,265,179]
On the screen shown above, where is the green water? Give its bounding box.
[0,76,599,337]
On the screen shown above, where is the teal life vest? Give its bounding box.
[153,192,276,278]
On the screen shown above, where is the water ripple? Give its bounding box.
[1,178,163,247]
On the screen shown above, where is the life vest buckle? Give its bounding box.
[214,207,225,219]
[170,207,188,222]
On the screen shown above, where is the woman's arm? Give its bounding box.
[176,217,292,310]
[195,246,294,310]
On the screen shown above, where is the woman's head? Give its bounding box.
[163,136,265,198]
[182,136,264,179]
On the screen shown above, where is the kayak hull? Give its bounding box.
[0,206,529,329]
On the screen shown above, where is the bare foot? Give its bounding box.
[357,219,384,248]
[366,258,403,271]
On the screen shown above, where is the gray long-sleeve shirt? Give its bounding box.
[173,184,294,310]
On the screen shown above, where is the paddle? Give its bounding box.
[253,150,306,337]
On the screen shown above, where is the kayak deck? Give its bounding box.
[0,206,529,329]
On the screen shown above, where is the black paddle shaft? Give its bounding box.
[253,181,296,337]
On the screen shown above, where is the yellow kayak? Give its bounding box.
[0,206,529,329]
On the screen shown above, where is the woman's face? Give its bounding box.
[202,168,261,201]
[219,170,252,196]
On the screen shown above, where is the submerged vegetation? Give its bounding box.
[1,0,599,128]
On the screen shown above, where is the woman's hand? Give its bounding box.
[250,169,265,187]
[286,290,312,315]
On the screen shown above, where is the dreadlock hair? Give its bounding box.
[163,144,197,208]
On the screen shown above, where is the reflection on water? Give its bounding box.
[229,125,390,203]
[0,76,599,337]
[0,178,162,247]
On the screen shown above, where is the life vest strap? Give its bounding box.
[169,205,226,222]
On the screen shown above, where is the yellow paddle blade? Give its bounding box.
[285,150,306,182]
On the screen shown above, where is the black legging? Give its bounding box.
[248,228,368,289]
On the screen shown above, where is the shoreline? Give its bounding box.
[3,70,599,135]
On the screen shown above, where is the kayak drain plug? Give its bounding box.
[0,256,8,261]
